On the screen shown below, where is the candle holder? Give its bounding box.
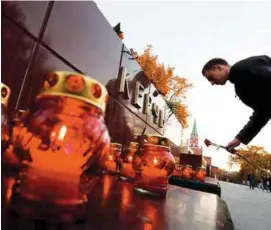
[173,164,183,177]
[104,143,122,174]
[137,134,170,147]
[120,142,139,180]
[2,109,33,168]
[5,71,110,222]
[181,165,193,180]
[194,166,206,182]
[1,83,11,151]
[132,135,175,197]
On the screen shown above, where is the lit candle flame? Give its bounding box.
[128,156,133,162]
[153,157,158,165]
[51,131,56,138]
[109,155,113,161]
[58,125,67,141]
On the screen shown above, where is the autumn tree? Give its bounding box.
[229,145,271,180]
[136,45,192,128]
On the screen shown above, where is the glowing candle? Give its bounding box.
[133,135,175,196]
[128,155,133,163]
[153,157,158,165]
[58,125,67,141]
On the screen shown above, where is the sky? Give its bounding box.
[96,1,271,170]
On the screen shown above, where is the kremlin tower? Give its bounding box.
[180,119,203,155]
[179,119,212,168]
[189,120,202,155]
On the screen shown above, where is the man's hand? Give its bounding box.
[226,138,241,152]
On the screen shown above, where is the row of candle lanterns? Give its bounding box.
[1,71,176,221]
[173,164,206,182]
[104,135,176,196]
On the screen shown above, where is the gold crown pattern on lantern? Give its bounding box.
[1,83,11,108]
[129,142,139,149]
[36,71,108,113]
[139,135,170,147]
[110,143,122,151]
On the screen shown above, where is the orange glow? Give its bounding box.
[58,125,67,141]
[182,167,193,179]
[120,184,131,213]
[5,93,111,207]
[143,204,158,230]
[133,144,175,195]
[101,175,113,207]
[143,222,152,230]
[109,155,113,161]
[5,177,15,203]
[128,155,133,163]
[30,120,88,171]
[120,163,136,179]
[153,157,158,165]
[51,131,56,138]
[195,168,206,182]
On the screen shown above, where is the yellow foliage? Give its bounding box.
[229,145,271,175]
[136,45,192,128]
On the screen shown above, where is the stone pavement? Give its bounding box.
[220,181,271,230]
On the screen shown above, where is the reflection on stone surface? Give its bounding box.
[142,202,159,230]
[104,93,146,149]
[1,15,35,113]
[146,84,166,134]
[101,174,114,207]
[120,182,132,214]
[143,124,163,136]
[1,172,234,230]
[26,47,76,108]
[105,69,150,120]
[43,1,123,84]
[2,1,49,37]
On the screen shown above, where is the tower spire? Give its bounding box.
[192,119,198,137]
[188,118,202,155]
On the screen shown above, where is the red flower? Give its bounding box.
[204,139,212,147]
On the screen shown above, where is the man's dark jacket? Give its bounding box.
[229,55,271,144]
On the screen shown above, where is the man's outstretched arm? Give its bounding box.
[227,111,270,151]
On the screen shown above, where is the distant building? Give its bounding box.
[203,156,212,166]
[179,119,214,168]
[210,166,223,178]
[189,119,203,155]
[180,119,203,155]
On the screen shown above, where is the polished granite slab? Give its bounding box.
[1,169,234,230]
[169,176,222,197]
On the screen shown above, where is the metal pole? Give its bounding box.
[15,1,54,110]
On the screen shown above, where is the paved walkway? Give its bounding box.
[220,181,271,230]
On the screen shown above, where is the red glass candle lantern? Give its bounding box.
[120,142,138,180]
[181,165,193,180]
[132,135,175,196]
[136,134,170,147]
[195,167,206,182]
[1,83,11,150]
[104,142,122,174]
[173,164,183,177]
[2,109,32,167]
[5,71,110,221]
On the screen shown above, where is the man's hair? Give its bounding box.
[202,58,229,75]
